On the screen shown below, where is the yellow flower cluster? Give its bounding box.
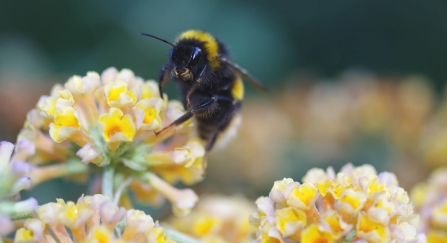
[164,194,255,243]
[411,167,447,243]
[250,164,425,243]
[17,67,206,215]
[14,194,174,243]
[211,75,439,191]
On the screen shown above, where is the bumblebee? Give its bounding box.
[141,30,267,152]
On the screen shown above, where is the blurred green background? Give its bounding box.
[2,1,447,89]
[2,0,447,216]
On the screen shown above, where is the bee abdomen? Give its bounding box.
[197,122,215,140]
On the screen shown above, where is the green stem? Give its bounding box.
[102,165,115,201]
[342,230,356,242]
[113,177,132,205]
[11,212,33,221]
[165,229,202,243]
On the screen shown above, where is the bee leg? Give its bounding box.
[187,66,207,107]
[158,65,170,99]
[196,65,207,82]
[186,82,199,108]
[205,101,236,152]
[155,97,218,136]
[205,129,219,152]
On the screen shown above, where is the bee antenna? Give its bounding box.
[139,32,175,47]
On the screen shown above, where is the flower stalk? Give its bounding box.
[30,159,88,185]
[165,229,201,243]
[141,172,198,216]
[102,165,115,201]
[113,177,133,205]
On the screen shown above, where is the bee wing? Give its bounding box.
[221,58,268,92]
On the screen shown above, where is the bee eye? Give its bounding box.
[189,47,202,66]
[170,49,176,62]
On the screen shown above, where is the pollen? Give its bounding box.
[93,227,111,243]
[289,183,318,210]
[105,125,122,141]
[275,207,307,237]
[144,108,156,124]
[108,84,125,101]
[99,108,136,142]
[54,106,80,128]
[65,204,79,219]
[49,105,81,143]
[38,96,58,117]
[193,217,219,236]
[15,228,34,241]
[301,225,337,243]
[105,80,137,107]
[357,213,389,241]
[298,185,317,205]
[322,212,344,233]
[338,189,365,211]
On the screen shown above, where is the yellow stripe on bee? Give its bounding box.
[177,30,220,69]
[232,76,244,101]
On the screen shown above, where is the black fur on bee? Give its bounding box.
[140,30,266,152]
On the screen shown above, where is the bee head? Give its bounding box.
[139,31,217,82]
[170,45,203,81]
